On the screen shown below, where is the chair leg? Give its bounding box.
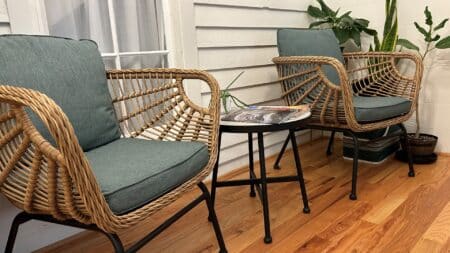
[289,130,310,213]
[273,134,290,169]
[198,182,228,253]
[347,131,359,200]
[326,131,336,156]
[248,132,256,197]
[101,233,124,253]
[399,123,415,177]
[5,212,32,253]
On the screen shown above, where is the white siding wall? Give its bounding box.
[0,0,10,34]
[192,0,321,174]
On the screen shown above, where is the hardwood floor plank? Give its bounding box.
[411,202,450,253]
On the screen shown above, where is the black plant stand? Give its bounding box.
[210,119,311,244]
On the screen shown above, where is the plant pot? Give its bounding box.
[395,133,438,164]
[408,133,438,156]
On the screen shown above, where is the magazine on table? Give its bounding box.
[221,105,311,126]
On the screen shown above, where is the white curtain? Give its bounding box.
[44,0,166,69]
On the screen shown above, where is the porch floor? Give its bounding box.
[38,138,450,253]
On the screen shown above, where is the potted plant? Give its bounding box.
[307,0,378,50]
[396,6,450,163]
[220,71,247,114]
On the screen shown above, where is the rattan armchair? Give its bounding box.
[0,35,227,253]
[272,29,423,200]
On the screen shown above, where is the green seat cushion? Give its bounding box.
[277,28,344,85]
[353,96,412,122]
[85,138,209,215]
[0,35,121,151]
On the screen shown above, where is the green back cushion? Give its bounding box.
[0,35,121,151]
[277,29,344,85]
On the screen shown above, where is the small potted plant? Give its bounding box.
[397,6,450,163]
[220,71,247,114]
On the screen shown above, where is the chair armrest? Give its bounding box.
[342,52,423,130]
[0,85,104,221]
[272,56,350,126]
[106,68,220,153]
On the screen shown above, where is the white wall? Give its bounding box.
[0,0,9,33]
[191,0,321,175]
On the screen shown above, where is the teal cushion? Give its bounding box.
[0,35,121,151]
[85,138,209,215]
[277,28,344,85]
[353,96,412,122]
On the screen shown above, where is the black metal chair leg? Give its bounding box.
[257,132,272,244]
[347,131,359,200]
[198,182,228,253]
[209,131,222,221]
[273,134,290,169]
[248,132,256,197]
[289,130,310,213]
[100,233,125,253]
[326,131,336,156]
[399,123,415,177]
[5,212,32,253]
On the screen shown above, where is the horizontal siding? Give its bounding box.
[0,0,9,34]
[197,28,278,48]
[194,0,311,11]
[199,46,277,70]
[202,65,279,91]
[195,4,310,28]
[193,0,315,171]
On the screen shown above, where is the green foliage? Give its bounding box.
[220,71,247,114]
[372,0,399,52]
[399,6,450,60]
[307,0,377,49]
[399,6,450,136]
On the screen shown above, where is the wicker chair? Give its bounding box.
[272,29,423,200]
[0,35,227,252]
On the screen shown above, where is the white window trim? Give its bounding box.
[6,0,202,102]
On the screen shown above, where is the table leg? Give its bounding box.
[289,130,310,213]
[257,132,272,244]
[210,130,222,216]
[248,132,256,197]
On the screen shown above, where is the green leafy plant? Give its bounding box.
[307,0,377,49]
[220,71,247,114]
[396,6,450,137]
[371,0,399,51]
[398,7,450,59]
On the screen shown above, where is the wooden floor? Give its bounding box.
[38,138,450,253]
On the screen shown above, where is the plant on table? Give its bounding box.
[220,71,247,114]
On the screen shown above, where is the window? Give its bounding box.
[42,0,169,70]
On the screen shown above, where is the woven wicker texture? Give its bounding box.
[0,68,220,233]
[273,52,423,132]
